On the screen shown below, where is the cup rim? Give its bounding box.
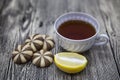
[54,12,100,42]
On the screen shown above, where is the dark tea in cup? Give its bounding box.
[58,20,96,40]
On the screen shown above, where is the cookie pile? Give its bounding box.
[12,34,55,67]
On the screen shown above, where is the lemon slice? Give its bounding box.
[54,52,87,73]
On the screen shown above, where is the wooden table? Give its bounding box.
[0,0,120,80]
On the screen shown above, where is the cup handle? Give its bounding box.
[94,34,109,46]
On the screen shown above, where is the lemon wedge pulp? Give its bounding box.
[54,52,87,73]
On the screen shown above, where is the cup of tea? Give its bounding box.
[54,12,109,52]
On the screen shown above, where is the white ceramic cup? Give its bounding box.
[54,12,109,52]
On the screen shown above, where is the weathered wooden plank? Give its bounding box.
[0,0,120,80]
[0,0,36,80]
[99,0,120,75]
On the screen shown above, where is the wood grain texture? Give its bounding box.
[99,0,120,75]
[0,0,120,80]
